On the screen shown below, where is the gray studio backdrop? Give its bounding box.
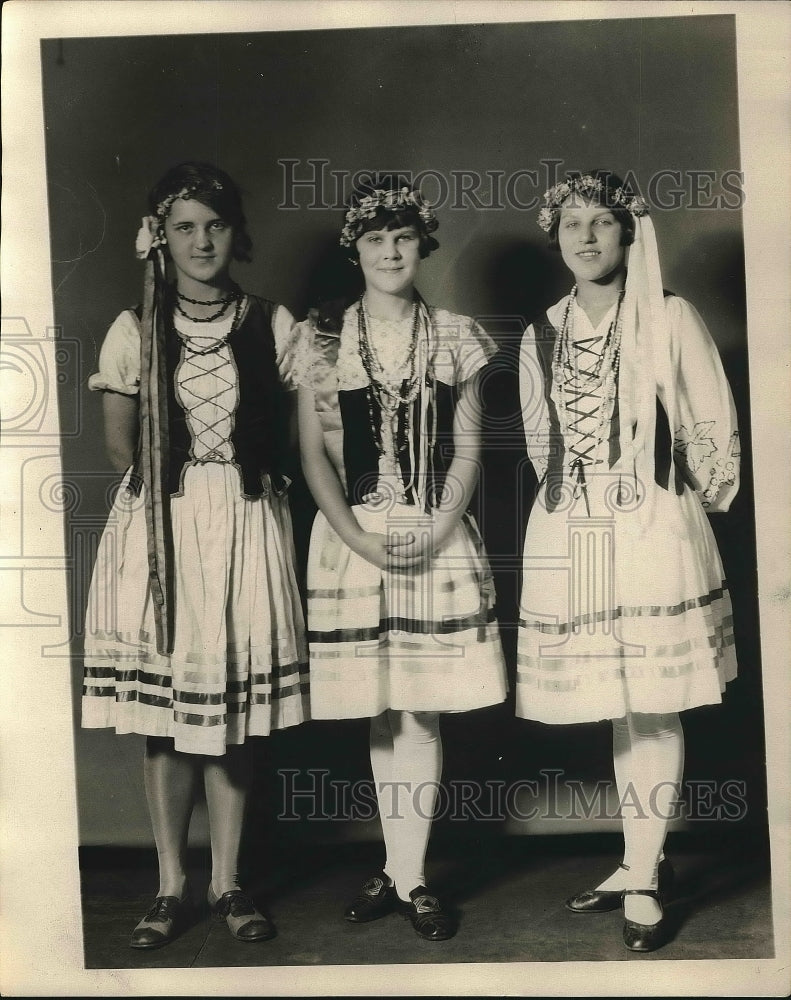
[41,15,763,848]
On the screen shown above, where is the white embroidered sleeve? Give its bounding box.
[669,297,740,512]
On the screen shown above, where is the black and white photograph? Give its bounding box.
[1,2,789,996]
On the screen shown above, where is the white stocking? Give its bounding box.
[371,710,443,901]
[597,712,684,924]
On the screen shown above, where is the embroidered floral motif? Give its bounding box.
[701,456,738,508]
[674,420,717,473]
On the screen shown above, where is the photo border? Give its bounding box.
[1,2,789,996]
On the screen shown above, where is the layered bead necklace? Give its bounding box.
[173,287,245,357]
[552,285,625,512]
[175,286,241,324]
[357,299,423,502]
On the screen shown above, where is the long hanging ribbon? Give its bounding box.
[641,213,679,495]
[414,296,437,512]
[571,457,591,517]
[622,214,676,534]
[138,248,175,655]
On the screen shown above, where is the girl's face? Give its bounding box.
[356,225,421,299]
[163,197,235,288]
[557,200,626,285]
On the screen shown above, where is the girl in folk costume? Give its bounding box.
[516,170,740,951]
[295,177,507,941]
[82,163,308,948]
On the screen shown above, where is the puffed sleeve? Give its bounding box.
[432,310,498,385]
[288,317,320,390]
[87,310,141,394]
[518,323,552,482]
[272,303,302,390]
[668,296,740,512]
[456,316,499,383]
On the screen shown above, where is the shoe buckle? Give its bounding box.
[362,877,385,897]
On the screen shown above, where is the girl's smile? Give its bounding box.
[557,202,626,286]
[164,198,234,292]
[356,225,421,300]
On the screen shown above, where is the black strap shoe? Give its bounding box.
[344,872,397,923]
[622,889,667,952]
[566,857,674,913]
[400,886,456,941]
[130,895,191,949]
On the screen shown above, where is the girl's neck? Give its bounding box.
[574,272,626,327]
[362,287,414,321]
[176,273,235,302]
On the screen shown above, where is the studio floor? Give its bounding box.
[78,828,774,970]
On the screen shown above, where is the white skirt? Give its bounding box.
[307,501,508,718]
[516,474,737,723]
[82,463,309,755]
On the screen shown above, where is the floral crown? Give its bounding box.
[339,186,439,247]
[154,178,224,220]
[537,174,649,232]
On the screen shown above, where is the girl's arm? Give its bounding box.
[102,391,139,472]
[667,297,740,512]
[297,384,390,569]
[273,303,301,456]
[388,372,483,568]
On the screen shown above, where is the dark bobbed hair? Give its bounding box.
[343,173,440,261]
[547,169,636,251]
[148,161,253,262]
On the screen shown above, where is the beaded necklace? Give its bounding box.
[357,299,423,501]
[173,294,246,356]
[175,285,241,323]
[552,286,625,512]
[177,289,237,307]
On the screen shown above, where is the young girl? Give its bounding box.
[82,162,309,948]
[516,170,740,952]
[295,177,508,941]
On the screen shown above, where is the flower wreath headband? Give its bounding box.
[339,186,439,247]
[537,174,649,232]
[135,179,224,259]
